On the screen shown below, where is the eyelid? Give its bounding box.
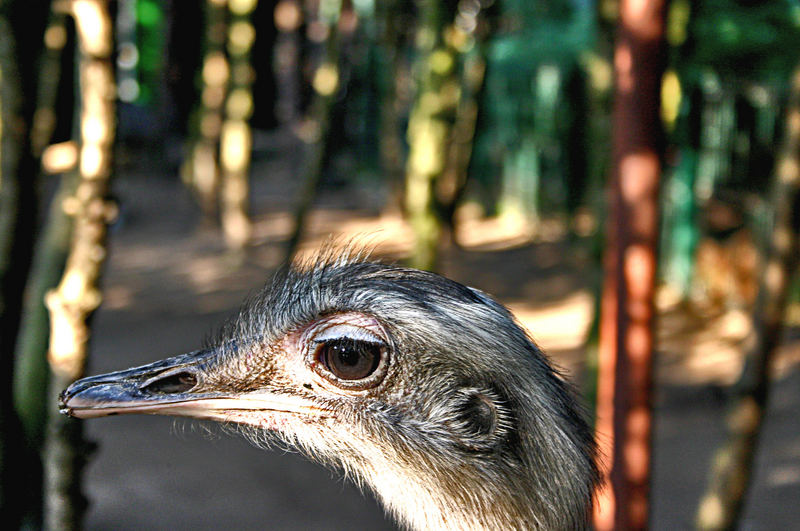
[313,323,383,345]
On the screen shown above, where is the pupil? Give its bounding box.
[337,345,359,366]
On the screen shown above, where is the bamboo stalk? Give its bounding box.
[14,175,77,450]
[404,0,459,271]
[284,0,343,262]
[43,1,116,528]
[182,0,229,222]
[376,0,406,213]
[31,1,71,157]
[219,0,257,251]
[436,2,493,241]
[15,0,76,453]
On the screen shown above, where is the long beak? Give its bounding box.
[60,346,325,427]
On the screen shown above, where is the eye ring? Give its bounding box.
[305,315,391,391]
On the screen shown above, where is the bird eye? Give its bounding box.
[317,339,383,381]
[306,316,390,389]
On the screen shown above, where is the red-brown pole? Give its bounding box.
[594,1,668,529]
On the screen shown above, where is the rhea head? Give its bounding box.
[62,251,598,530]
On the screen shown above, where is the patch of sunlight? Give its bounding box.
[429,50,454,75]
[407,120,447,175]
[456,214,533,250]
[184,256,235,294]
[203,52,229,86]
[45,23,68,49]
[580,51,612,93]
[250,211,293,243]
[767,465,800,487]
[226,88,253,119]
[313,63,339,96]
[456,213,569,251]
[507,291,594,351]
[667,0,690,46]
[42,141,78,173]
[787,302,800,326]
[655,284,684,311]
[683,340,743,385]
[661,69,681,130]
[80,144,103,178]
[220,121,251,171]
[229,21,256,53]
[103,285,135,310]
[274,1,303,32]
[73,0,112,56]
[294,210,415,260]
[772,342,800,379]
[715,308,752,342]
[229,0,257,15]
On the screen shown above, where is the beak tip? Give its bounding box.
[58,388,76,417]
[58,378,108,418]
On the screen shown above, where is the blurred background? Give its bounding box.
[1,0,799,529]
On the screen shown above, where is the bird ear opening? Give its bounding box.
[447,386,513,453]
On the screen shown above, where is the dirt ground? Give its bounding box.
[78,131,800,530]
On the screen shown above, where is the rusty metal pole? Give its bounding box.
[594,1,668,529]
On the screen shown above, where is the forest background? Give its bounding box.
[1,0,799,529]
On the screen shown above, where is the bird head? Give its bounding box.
[61,254,598,530]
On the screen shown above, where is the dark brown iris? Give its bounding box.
[318,339,382,381]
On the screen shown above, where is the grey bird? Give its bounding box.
[61,252,599,530]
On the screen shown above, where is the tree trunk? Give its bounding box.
[0,0,49,525]
[43,1,116,528]
[404,0,458,271]
[14,0,76,454]
[436,2,494,242]
[376,0,406,213]
[284,0,343,262]
[593,1,667,529]
[14,174,77,450]
[31,3,71,157]
[695,61,800,531]
[273,0,304,124]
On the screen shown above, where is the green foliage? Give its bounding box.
[135,0,165,105]
[470,1,593,218]
[658,1,800,298]
[686,1,800,79]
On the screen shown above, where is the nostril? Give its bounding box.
[140,371,198,394]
